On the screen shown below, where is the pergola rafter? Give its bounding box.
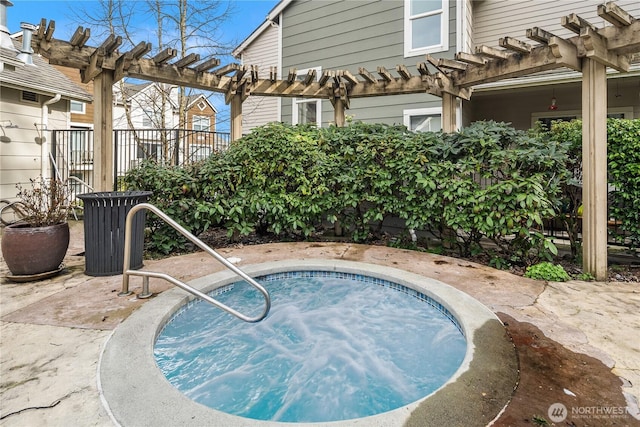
[30,1,639,280]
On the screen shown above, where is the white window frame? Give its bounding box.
[292,67,322,126]
[404,0,449,58]
[70,100,86,114]
[192,115,210,131]
[403,107,443,132]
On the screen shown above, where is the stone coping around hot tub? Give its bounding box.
[99,259,518,427]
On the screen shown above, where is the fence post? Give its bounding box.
[174,128,180,166]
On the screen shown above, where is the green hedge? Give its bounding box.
[124,121,576,265]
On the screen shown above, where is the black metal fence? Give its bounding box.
[52,128,230,200]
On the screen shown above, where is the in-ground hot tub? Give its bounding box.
[100,259,518,427]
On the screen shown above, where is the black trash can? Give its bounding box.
[78,191,152,276]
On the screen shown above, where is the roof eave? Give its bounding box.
[0,79,93,102]
[232,0,292,58]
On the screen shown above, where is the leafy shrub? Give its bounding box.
[607,119,640,248]
[549,118,640,250]
[200,123,336,238]
[124,121,568,263]
[415,121,567,264]
[524,262,570,281]
[122,160,222,253]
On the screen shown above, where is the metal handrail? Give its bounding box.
[120,203,270,323]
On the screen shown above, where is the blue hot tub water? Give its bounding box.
[154,271,467,423]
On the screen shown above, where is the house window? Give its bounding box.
[142,109,152,127]
[141,108,161,128]
[404,107,442,132]
[69,129,93,167]
[193,115,210,131]
[292,67,321,126]
[70,100,86,114]
[137,143,161,161]
[404,0,449,57]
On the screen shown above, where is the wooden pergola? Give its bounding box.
[32,1,639,280]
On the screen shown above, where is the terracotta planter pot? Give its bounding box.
[1,222,70,276]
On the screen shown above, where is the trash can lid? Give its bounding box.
[77,191,153,200]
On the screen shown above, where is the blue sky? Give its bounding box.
[6,0,280,131]
[6,0,278,42]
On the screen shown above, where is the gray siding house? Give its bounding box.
[234,0,639,133]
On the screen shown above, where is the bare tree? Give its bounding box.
[73,0,236,164]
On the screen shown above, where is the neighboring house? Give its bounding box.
[50,66,220,189]
[112,82,219,170]
[0,16,92,201]
[113,82,180,130]
[112,82,217,132]
[234,0,639,133]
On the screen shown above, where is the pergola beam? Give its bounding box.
[250,65,259,83]
[81,48,105,84]
[113,52,133,82]
[475,45,510,60]
[580,27,630,71]
[376,66,394,82]
[153,48,176,65]
[303,68,317,85]
[396,64,412,80]
[129,41,152,60]
[562,13,598,34]
[194,57,221,73]
[598,20,640,54]
[318,70,334,86]
[526,27,558,44]
[173,53,200,69]
[358,67,378,83]
[287,68,297,83]
[417,62,432,75]
[69,26,90,48]
[437,58,467,71]
[454,52,487,66]
[454,38,581,87]
[98,34,122,55]
[499,36,532,54]
[598,1,634,27]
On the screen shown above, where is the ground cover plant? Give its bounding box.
[123,120,586,268]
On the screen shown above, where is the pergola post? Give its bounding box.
[230,93,243,141]
[581,58,608,281]
[442,93,457,133]
[93,70,114,191]
[333,99,346,127]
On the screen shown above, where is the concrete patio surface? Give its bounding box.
[1,220,639,426]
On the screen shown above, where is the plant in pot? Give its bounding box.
[1,177,71,279]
